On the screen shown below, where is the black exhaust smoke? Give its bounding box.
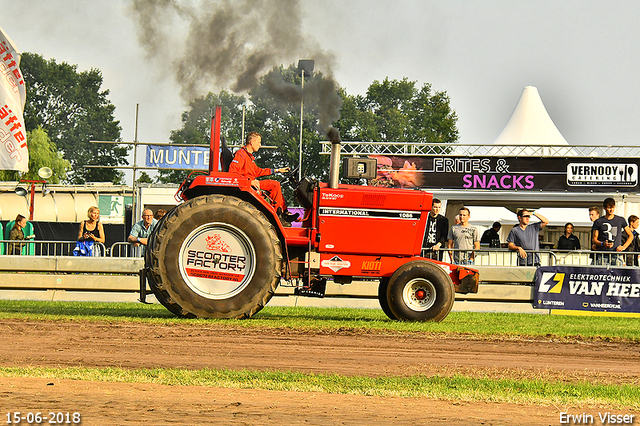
[128,0,343,130]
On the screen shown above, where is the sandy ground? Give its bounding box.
[1,319,639,425]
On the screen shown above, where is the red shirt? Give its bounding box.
[228,147,273,179]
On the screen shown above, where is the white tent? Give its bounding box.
[466,206,591,229]
[489,86,575,156]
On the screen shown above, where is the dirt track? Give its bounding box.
[1,319,639,425]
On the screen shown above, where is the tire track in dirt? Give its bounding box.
[1,319,639,384]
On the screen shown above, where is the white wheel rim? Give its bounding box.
[178,222,256,300]
[402,278,437,312]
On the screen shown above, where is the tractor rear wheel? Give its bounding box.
[146,194,282,319]
[386,260,454,322]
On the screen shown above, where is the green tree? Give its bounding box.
[246,65,332,181]
[161,65,336,186]
[156,90,248,184]
[0,127,70,183]
[135,171,153,184]
[336,77,459,145]
[162,71,458,198]
[20,53,127,184]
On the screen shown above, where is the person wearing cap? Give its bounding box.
[507,209,549,266]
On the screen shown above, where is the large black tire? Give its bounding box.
[386,260,455,322]
[146,194,282,319]
[377,278,397,320]
[145,208,189,317]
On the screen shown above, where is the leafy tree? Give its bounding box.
[156,90,247,184]
[335,77,459,145]
[159,66,332,191]
[0,127,69,183]
[20,53,127,184]
[161,71,458,200]
[246,65,330,182]
[135,171,153,184]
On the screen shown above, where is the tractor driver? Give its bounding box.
[229,131,299,225]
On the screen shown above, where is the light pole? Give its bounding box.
[297,59,314,181]
[14,167,52,220]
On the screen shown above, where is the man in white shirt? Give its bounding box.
[447,207,480,265]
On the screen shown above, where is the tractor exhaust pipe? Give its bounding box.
[327,127,341,189]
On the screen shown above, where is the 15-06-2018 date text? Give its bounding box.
[5,412,81,424]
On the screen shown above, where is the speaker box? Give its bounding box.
[342,157,377,179]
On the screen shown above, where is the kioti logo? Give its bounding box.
[206,234,231,252]
[361,260,382,273]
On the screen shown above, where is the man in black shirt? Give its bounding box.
[422,198,449,261]
[592,197,631,266]
[481,221,502,248]
[557,222,581,250]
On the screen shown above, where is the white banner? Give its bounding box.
[0,25,28,172]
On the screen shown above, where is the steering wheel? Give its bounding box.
[281,165,300,188]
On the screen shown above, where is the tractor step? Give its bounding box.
[294,277,326,298]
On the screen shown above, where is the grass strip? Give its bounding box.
[1,366,638,409]
[0,300,639,341]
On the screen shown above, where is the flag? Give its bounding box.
[0,25,28,172]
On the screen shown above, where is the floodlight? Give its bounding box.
[38,167,53,179]
[14,185,28,196]
[297,60,314,76]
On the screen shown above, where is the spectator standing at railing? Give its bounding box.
[481,221,502,248]
[624,215,639,266]
[77,206,105,256]
[507,209,549,266]
[557,223,581,251]
[591,198,632,266]
[447,207,480,265]
[422,198,449,261]
[8,214,34,255]
[128,209,157,255]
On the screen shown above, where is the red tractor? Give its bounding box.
[145,107,478,321]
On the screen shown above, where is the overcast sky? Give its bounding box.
[3,0,639,156]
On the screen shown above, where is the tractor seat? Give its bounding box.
[221,136,234,172]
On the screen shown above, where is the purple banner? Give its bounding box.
[369,156,640,193]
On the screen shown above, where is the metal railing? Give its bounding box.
[0,240,107,257]
[320,141,640,158]
[109,242,142,258]
[424,248,640,267]
[0,240,146,258]
[2,239,638,265]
